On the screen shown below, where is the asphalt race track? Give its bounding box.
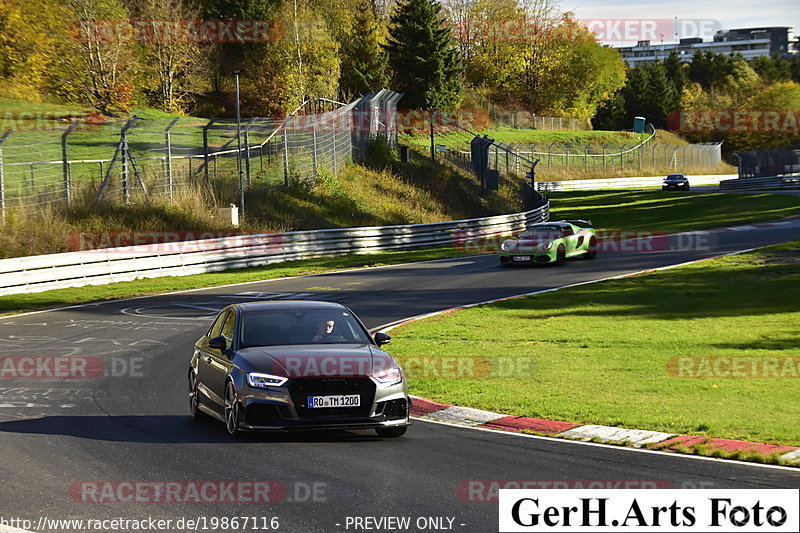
[1,220,800,532]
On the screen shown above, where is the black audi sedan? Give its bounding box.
[188,301,410,438]
[662,173,690,191]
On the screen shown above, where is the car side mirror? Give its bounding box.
[374,332,391,347]
[208,336,227,351]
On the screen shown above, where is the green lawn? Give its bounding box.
[389,241,800,446]
[548,191,800,233]
[402,127,648,150]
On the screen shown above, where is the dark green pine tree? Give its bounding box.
[592,90,627,130]
[385,0,463,109]
[339,0,389,98]
[663,51,688,96]
[645,62,678,128]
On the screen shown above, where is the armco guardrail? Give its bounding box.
[719,175,800,191]
[535,174,736,192]
[0,204,549,296]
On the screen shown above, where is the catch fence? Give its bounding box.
[0,89,401,217]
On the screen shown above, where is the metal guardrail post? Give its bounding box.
[61,123,77,208]
[0,131,10,223]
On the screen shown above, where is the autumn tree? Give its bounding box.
[128,0,209,113]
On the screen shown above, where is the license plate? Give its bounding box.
[307,395,361,408]
[512,255,532,262]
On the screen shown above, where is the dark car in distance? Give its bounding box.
[188,301,410,438]
[662,174,690,191]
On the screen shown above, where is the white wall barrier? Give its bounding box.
[0,204,549,296]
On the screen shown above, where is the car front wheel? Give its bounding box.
[224,380,242,437]
[376,426,407,438]
[555,245,567,265]
[585,236,598,259]
[188,370,204,421]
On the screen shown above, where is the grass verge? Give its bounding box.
[3,190,799,314]
[547,190,800,233]
[388,241,800,446]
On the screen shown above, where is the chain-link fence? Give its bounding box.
[487,110,592,131]
[734,147,800,178]
[426,117,722,178]
[0,90,401,217]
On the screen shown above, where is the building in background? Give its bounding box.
[616,26,796,66]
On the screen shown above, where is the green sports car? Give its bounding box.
[499,220,598,266]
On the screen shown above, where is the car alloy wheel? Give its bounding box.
[585,236,598,259]
[224,380,242,436]
[556,245,566,265]
[188,370,203,421]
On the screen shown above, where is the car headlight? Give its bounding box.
[372,367,403,387]
[501,240,515,252]
[542,241,553,250]
[247,372,288,388]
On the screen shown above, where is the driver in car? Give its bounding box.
[312,319,337,342]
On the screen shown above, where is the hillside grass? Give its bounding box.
[388,241,800,446]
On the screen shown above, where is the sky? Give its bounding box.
[565,0,798,45]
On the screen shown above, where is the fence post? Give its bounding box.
[202,120,212,186]
[429,111,435,161]
[602,145,607,173]
[638,144,642,170]
[652,143,657,167]
[332,115,338,176]
[61,122,77,208]
[683,145,688,169]
[0,131,10,223]
[259,144,264,171]
[283,128,290,186]
[244,120,253,190]
[29,163,35,194]
[165,117,179,201]
[311,125,318,182]
[584,145,589,171]
[565,144,570,167]
[620,145,626,170]
[548,142,554,169]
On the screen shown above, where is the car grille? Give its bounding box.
[377,398,407,420]
[289,378,375,419]
[245,403,281,425]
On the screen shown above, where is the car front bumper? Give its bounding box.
[499,252,556,264]
[237,378,411,431]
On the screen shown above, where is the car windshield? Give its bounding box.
[240,309,372,347]
[666,175,684,180]
[520,226,564,239]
